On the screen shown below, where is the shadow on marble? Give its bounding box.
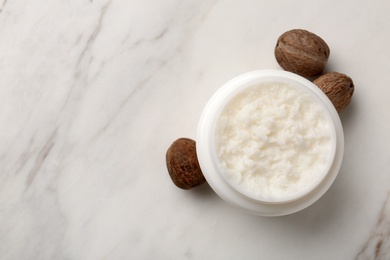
[339,94,359,130]
[189,182,217,199]
[248,176,351,235]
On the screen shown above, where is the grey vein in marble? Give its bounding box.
[357,193,390,259]
[74,0,112,76]
[25,129,57,188]
[63,0,113,109]
[0,0,7,12]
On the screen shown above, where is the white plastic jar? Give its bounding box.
[197,70,344,216]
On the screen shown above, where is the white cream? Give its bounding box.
[215,82,333,201]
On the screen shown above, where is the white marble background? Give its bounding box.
[1,0,390,259]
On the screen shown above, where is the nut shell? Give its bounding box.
[275,29,330,77]
[166,138,206,190]
[313,72,354,112]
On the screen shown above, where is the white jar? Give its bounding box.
[197,70,344,216]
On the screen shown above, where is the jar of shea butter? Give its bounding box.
[197,70,344,216]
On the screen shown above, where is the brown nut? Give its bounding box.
[166,138,206,190]
[313,72,354,112]
[275,29,330,78]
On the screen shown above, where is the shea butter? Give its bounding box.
[215,82,333,202]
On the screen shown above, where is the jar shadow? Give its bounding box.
[256,184,346,234]
[190,182,217,198]
[339,97,358,131]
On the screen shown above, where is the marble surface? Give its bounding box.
[1,0,390,259]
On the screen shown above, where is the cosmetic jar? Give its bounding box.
[197,70,344,216]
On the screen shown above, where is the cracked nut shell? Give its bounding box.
[275,29,330,77]
[166,138,206,190]
[313,72,354,112]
